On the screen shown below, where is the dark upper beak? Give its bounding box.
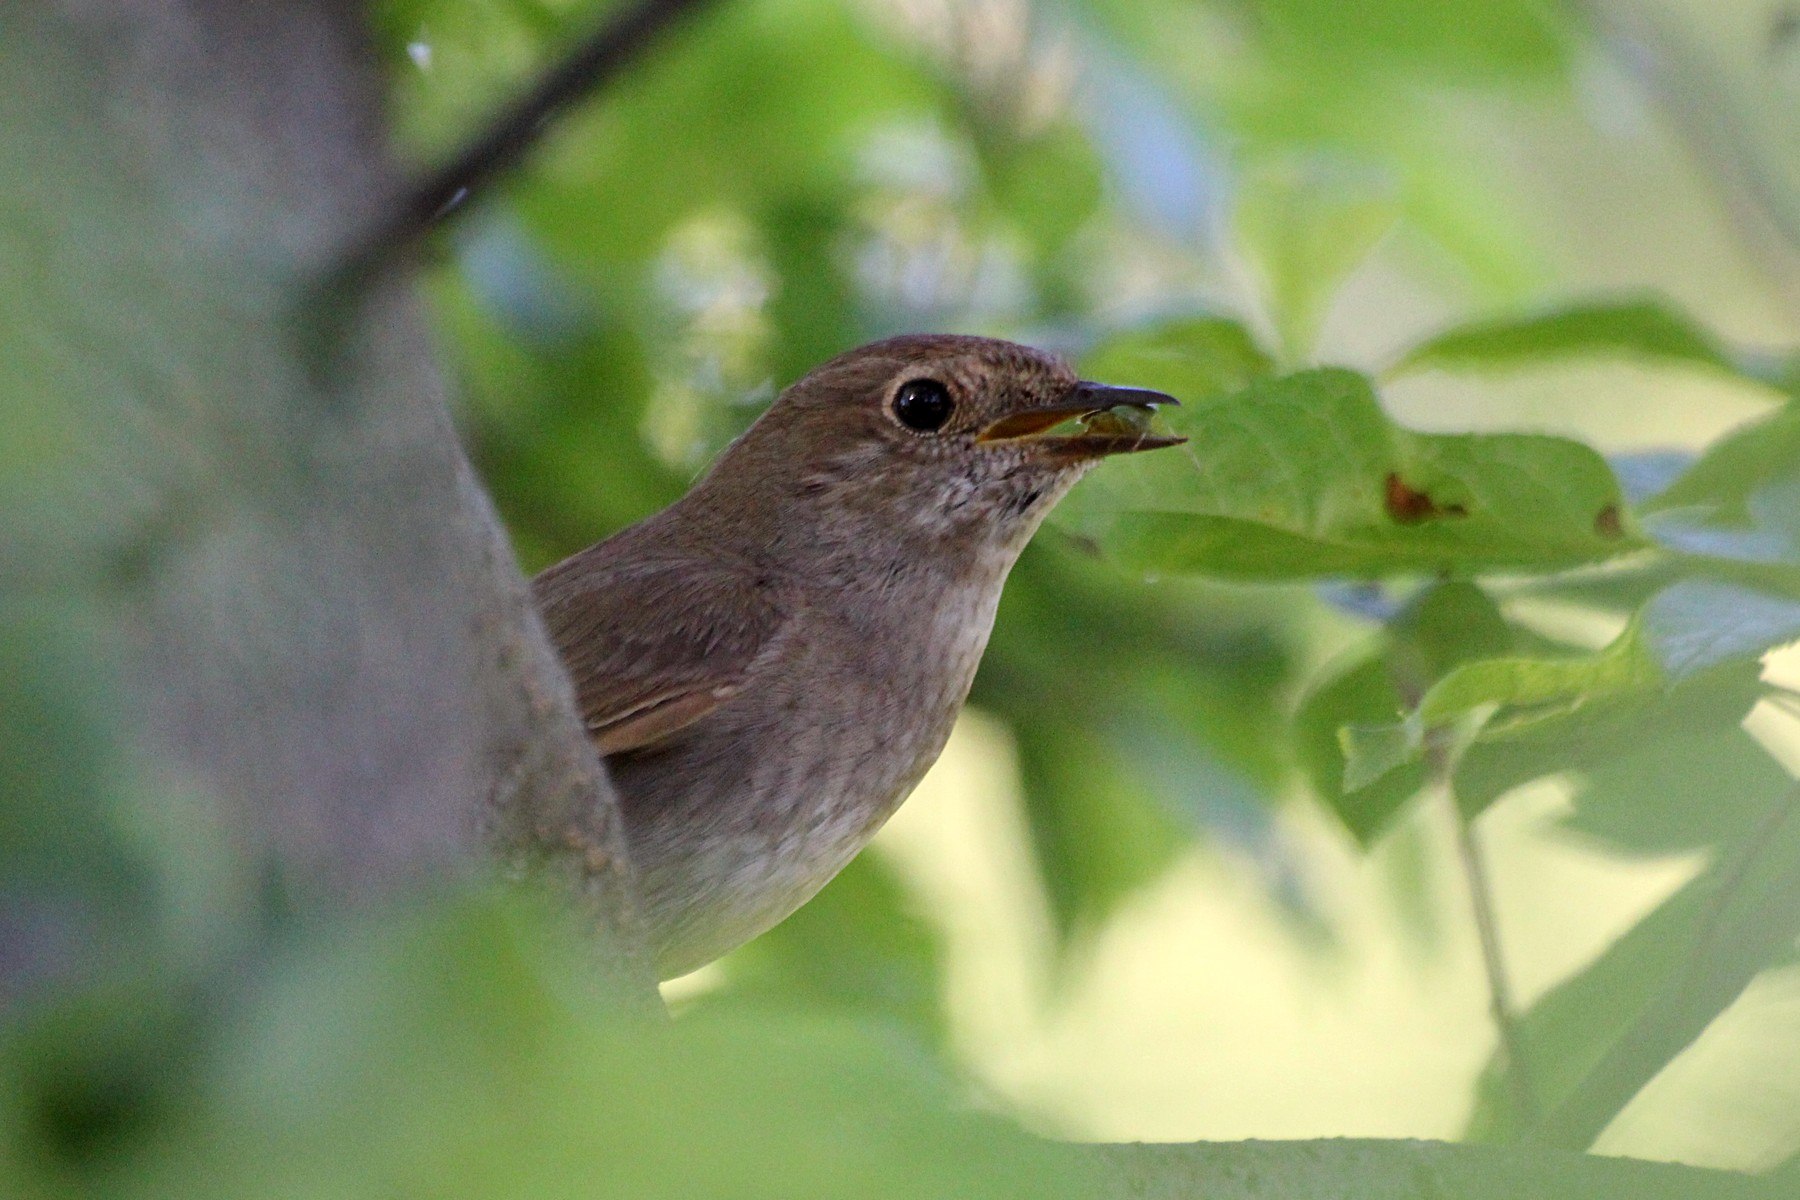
[975,382,1185,457]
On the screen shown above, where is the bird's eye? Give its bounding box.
[891,379,954,433]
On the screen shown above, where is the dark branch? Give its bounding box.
[337,0,717,281]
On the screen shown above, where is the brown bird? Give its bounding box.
[534,334,1181,979]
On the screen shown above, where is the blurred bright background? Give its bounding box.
[372,0,1800,1176]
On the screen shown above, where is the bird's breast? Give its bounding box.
[617,561,1010,977]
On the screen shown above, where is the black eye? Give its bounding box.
[892,379,954,432]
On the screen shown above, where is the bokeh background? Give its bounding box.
[374,0,1800,1175]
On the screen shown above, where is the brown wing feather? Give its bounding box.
[533,540,789,757]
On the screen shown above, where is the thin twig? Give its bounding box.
[1446,784,1538,1133]
[1401,663,1538,1133]
[334,0,718,283]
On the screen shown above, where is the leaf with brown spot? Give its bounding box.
[1057,365,1639,578]
[1384,473,1470,523]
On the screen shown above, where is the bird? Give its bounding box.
[533,334,1181,979]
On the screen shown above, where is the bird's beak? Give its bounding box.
[974,382,1185,458]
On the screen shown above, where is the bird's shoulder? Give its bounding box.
[534,529,797,755]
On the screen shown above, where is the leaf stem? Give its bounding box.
[1445,788,1538,1133]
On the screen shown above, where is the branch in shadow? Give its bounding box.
[334,0,718,286]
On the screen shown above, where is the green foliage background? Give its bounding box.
[8,0,1800,1195]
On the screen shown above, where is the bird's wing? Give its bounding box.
[533,552,791,757]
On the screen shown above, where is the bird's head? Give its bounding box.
[693,334,1182,561]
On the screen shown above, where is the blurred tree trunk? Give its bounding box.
[0,2,650,1000]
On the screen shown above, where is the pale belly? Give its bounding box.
[610,575,999,979]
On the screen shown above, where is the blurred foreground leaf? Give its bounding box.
[72,895,1095,1200]
[8,891,1778,1200]
[1056,367,1637,578]
[1093,1137,1775,1199]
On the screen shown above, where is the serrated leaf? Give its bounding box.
[1345,581,1800,799]
[1056,367,1638,579]
[1393,298,1735,376]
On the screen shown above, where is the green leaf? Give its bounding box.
[1298,655,1429,842]
[1646,406,1800,518]
[1241,0,1572,85]
[1054,367,1638,579]
[1343,580,1800,804]
[980,123,1107,272]
[1078,317,1276,404]
[1436,579,1800,718]
[1563,727,1789,854]
[974,547,1300,942]
[1392,579,1517,680]
[519,0,940,285]
[1638,411,1800,580]
[1393,299,1736,376]
[1450,663,1764,817]
[706,854,946,1042]
[1303,583,1517,841]
[1234,156,1400,364]
[1468,785,1800,1151]
[1641,578,1800,676]
[1011,719,1186,943]
[125,894,1097,1200]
